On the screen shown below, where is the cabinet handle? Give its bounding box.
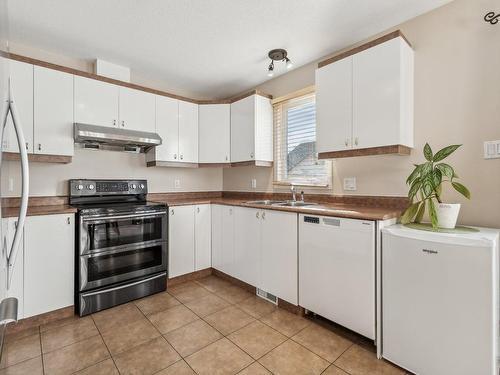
[354,137,359,146]
[38,143,42,151]
[225,156,228,161]
[256,212,260,219]
[262,211,266,220]
[180,154,184,160]
[121,120,125,127]
[67,217,71,225]
[197,207,200,213]
[250,152,254,159]
[344,139,349,147]
[25,142,29,150]
[171,209,174,215]
[174,154,177,160]
[113,119,116,126]
[229,208,233,215]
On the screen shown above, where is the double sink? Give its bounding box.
[245,200,318,207]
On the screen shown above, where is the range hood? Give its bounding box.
[74,123,162,153]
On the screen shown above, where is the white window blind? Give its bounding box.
[274,93,331,187]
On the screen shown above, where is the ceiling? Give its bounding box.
[7,0,451,99]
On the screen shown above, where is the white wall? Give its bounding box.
[224,0,500,227]
[2,148,222,197]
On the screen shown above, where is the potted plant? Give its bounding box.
[401,143,471,229]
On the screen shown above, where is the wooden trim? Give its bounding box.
[318,145,411,159]
[211,269,257,294]
[5,52,272,104]
[198,162,231,168]
[147,160,199,168]
[230,160,273,168]
[271,85,315,105]
[318,30,412,68]
[167,268,213,287]
[3,152,72,164]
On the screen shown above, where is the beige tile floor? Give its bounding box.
[0,276,409,375]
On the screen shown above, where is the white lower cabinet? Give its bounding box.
[211,205,235,276]
[195,205,212,271]
[169,204,211,278]
[234,207,261,287]
[260,209,298,305]
[24,214,75,318]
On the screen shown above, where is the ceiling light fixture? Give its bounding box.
[267,49,293,77]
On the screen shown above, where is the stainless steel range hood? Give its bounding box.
[74,123,162,153]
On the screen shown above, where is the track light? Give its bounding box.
[266,49,293,77]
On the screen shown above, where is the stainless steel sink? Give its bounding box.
[273,201,318,207]
[245,200,286,205]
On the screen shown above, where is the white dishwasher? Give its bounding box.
[299,214,375,339]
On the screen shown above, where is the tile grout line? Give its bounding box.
[38,325,45,375]
[90,314,123,375]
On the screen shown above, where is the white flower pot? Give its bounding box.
[436,203,461,229]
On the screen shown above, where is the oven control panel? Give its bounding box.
[70,179,148,196]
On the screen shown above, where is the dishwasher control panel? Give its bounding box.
[303,216,320,224]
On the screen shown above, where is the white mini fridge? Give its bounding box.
[382,225,499,375]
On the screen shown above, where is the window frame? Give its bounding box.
[272,89,332,188]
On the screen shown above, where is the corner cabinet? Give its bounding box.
[230,94,273,166]
[168,204,211,278]
[24,214,75,318]
[316,32,414,158]
[199,104,231,165]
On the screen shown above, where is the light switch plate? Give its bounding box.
[174,179,181,189]
[484,140,500,159]
[251,179,257,189]
[343,177,357,191]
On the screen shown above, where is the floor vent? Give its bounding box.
[256,288,278,305]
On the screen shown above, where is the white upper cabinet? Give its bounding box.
[352,37,414,149]
[74,75,119,128]
[118,87,155,133]
[33,66,74,156]
[151,95,179,162]
[316,35,414,155]
[178,100,199,163]
[4,60,33,153]
[199,104,230,164]
[316,57,352,153]
[230,94,273,163]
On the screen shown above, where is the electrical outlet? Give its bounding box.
[174,179,181,189]
[343,177,357,191]
[251,179,257,189]
[484,140,500,159]
[8,178,13,192]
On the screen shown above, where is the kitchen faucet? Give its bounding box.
[290,185,297,202]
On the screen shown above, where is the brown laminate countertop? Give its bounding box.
[2,205,77,218]
[155,197,402,221]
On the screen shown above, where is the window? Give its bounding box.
[274,92,331,187]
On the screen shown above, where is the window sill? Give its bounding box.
[272,181,331,189]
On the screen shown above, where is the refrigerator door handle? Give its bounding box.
[2,81,29,289]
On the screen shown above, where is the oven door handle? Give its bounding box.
[81,240,165,258]
[81,273,166,297]
[82,211,167,223]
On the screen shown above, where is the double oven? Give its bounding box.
[70,179,168,316]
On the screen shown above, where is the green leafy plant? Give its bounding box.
[401,143,471,228]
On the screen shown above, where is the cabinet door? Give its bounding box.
[315,57,353,153]
[234,207,261,286]
[231,95,255,162]
[254,95,273,162]
[33,66,74,156]
[195,205,211,271]
[211,205,223,271]
[24,214,74,317]
[2,218,24,318]
[153,95,178,162]
[74,75,119,128]
[119,87,155,133]
[220,206,235,276]
[353,38,402,149]
[3,60,33,153]
[178,100,198,163]
[168,206,195,278]
[261,210,298,304]
[199,104,230,163]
